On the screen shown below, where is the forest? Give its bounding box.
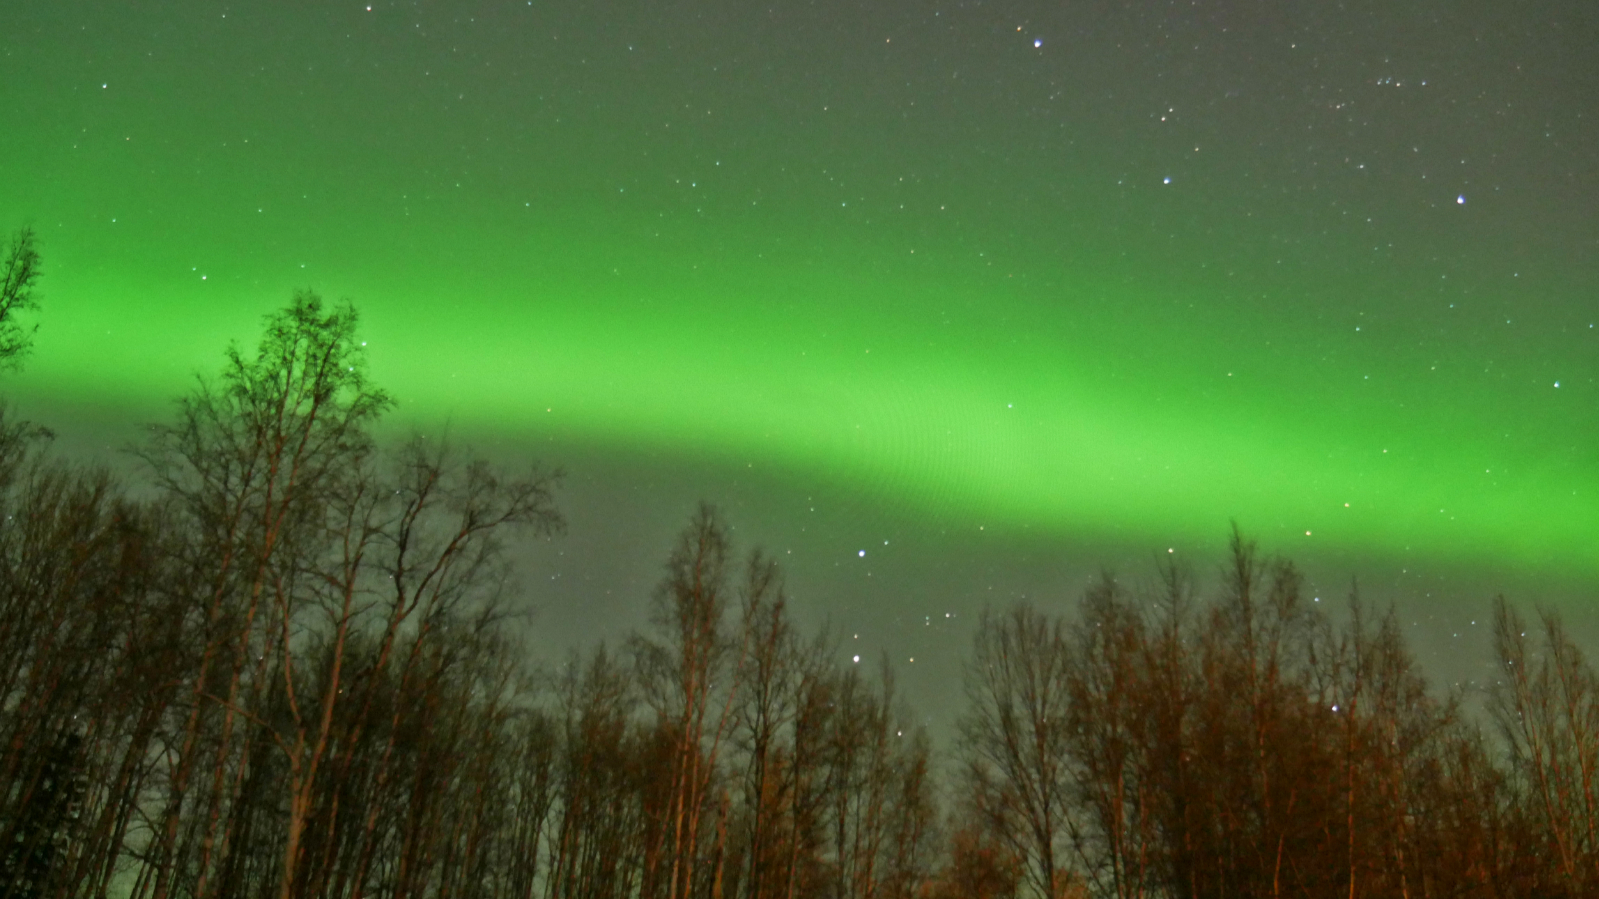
[1,228,1597,899]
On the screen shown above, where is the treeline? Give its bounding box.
[955,546,1599,898]
[0,286,937,899]
[0,255,1595,898]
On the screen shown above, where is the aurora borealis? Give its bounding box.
[2,0,1594,713]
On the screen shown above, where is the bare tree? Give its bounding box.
[877,723,938,899]
[1188,526,1320,899]
[1135,558,1199,899]
[503,707,559,899]
[1491,596,1599,895]
[278,437,559,899]
[959,604,1074,899]
[0,460,174,899]
[779,631,838,899]
[1065,576,1152,899]
[549,644,648,899]
[0,228,40,366]
[924,824,1021,899]
[138,292,391,899]
[634,504,750,899]
[732,557,796,899]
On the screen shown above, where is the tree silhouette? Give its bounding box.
[0,228,39,367]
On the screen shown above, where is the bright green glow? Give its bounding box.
[4,1,1595,582]
[18,206,1596,579]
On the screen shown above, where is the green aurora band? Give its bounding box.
[2,0,1594,584]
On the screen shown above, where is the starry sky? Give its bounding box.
[2,0,1595,728]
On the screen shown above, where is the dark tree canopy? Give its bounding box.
[0,228,40,367]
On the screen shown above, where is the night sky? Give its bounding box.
[3,0,1595,732]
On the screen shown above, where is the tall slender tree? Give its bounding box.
[635,504,751,899]
[139,292,391,899]
[0,228,40,367]
[959,603,1074,899]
